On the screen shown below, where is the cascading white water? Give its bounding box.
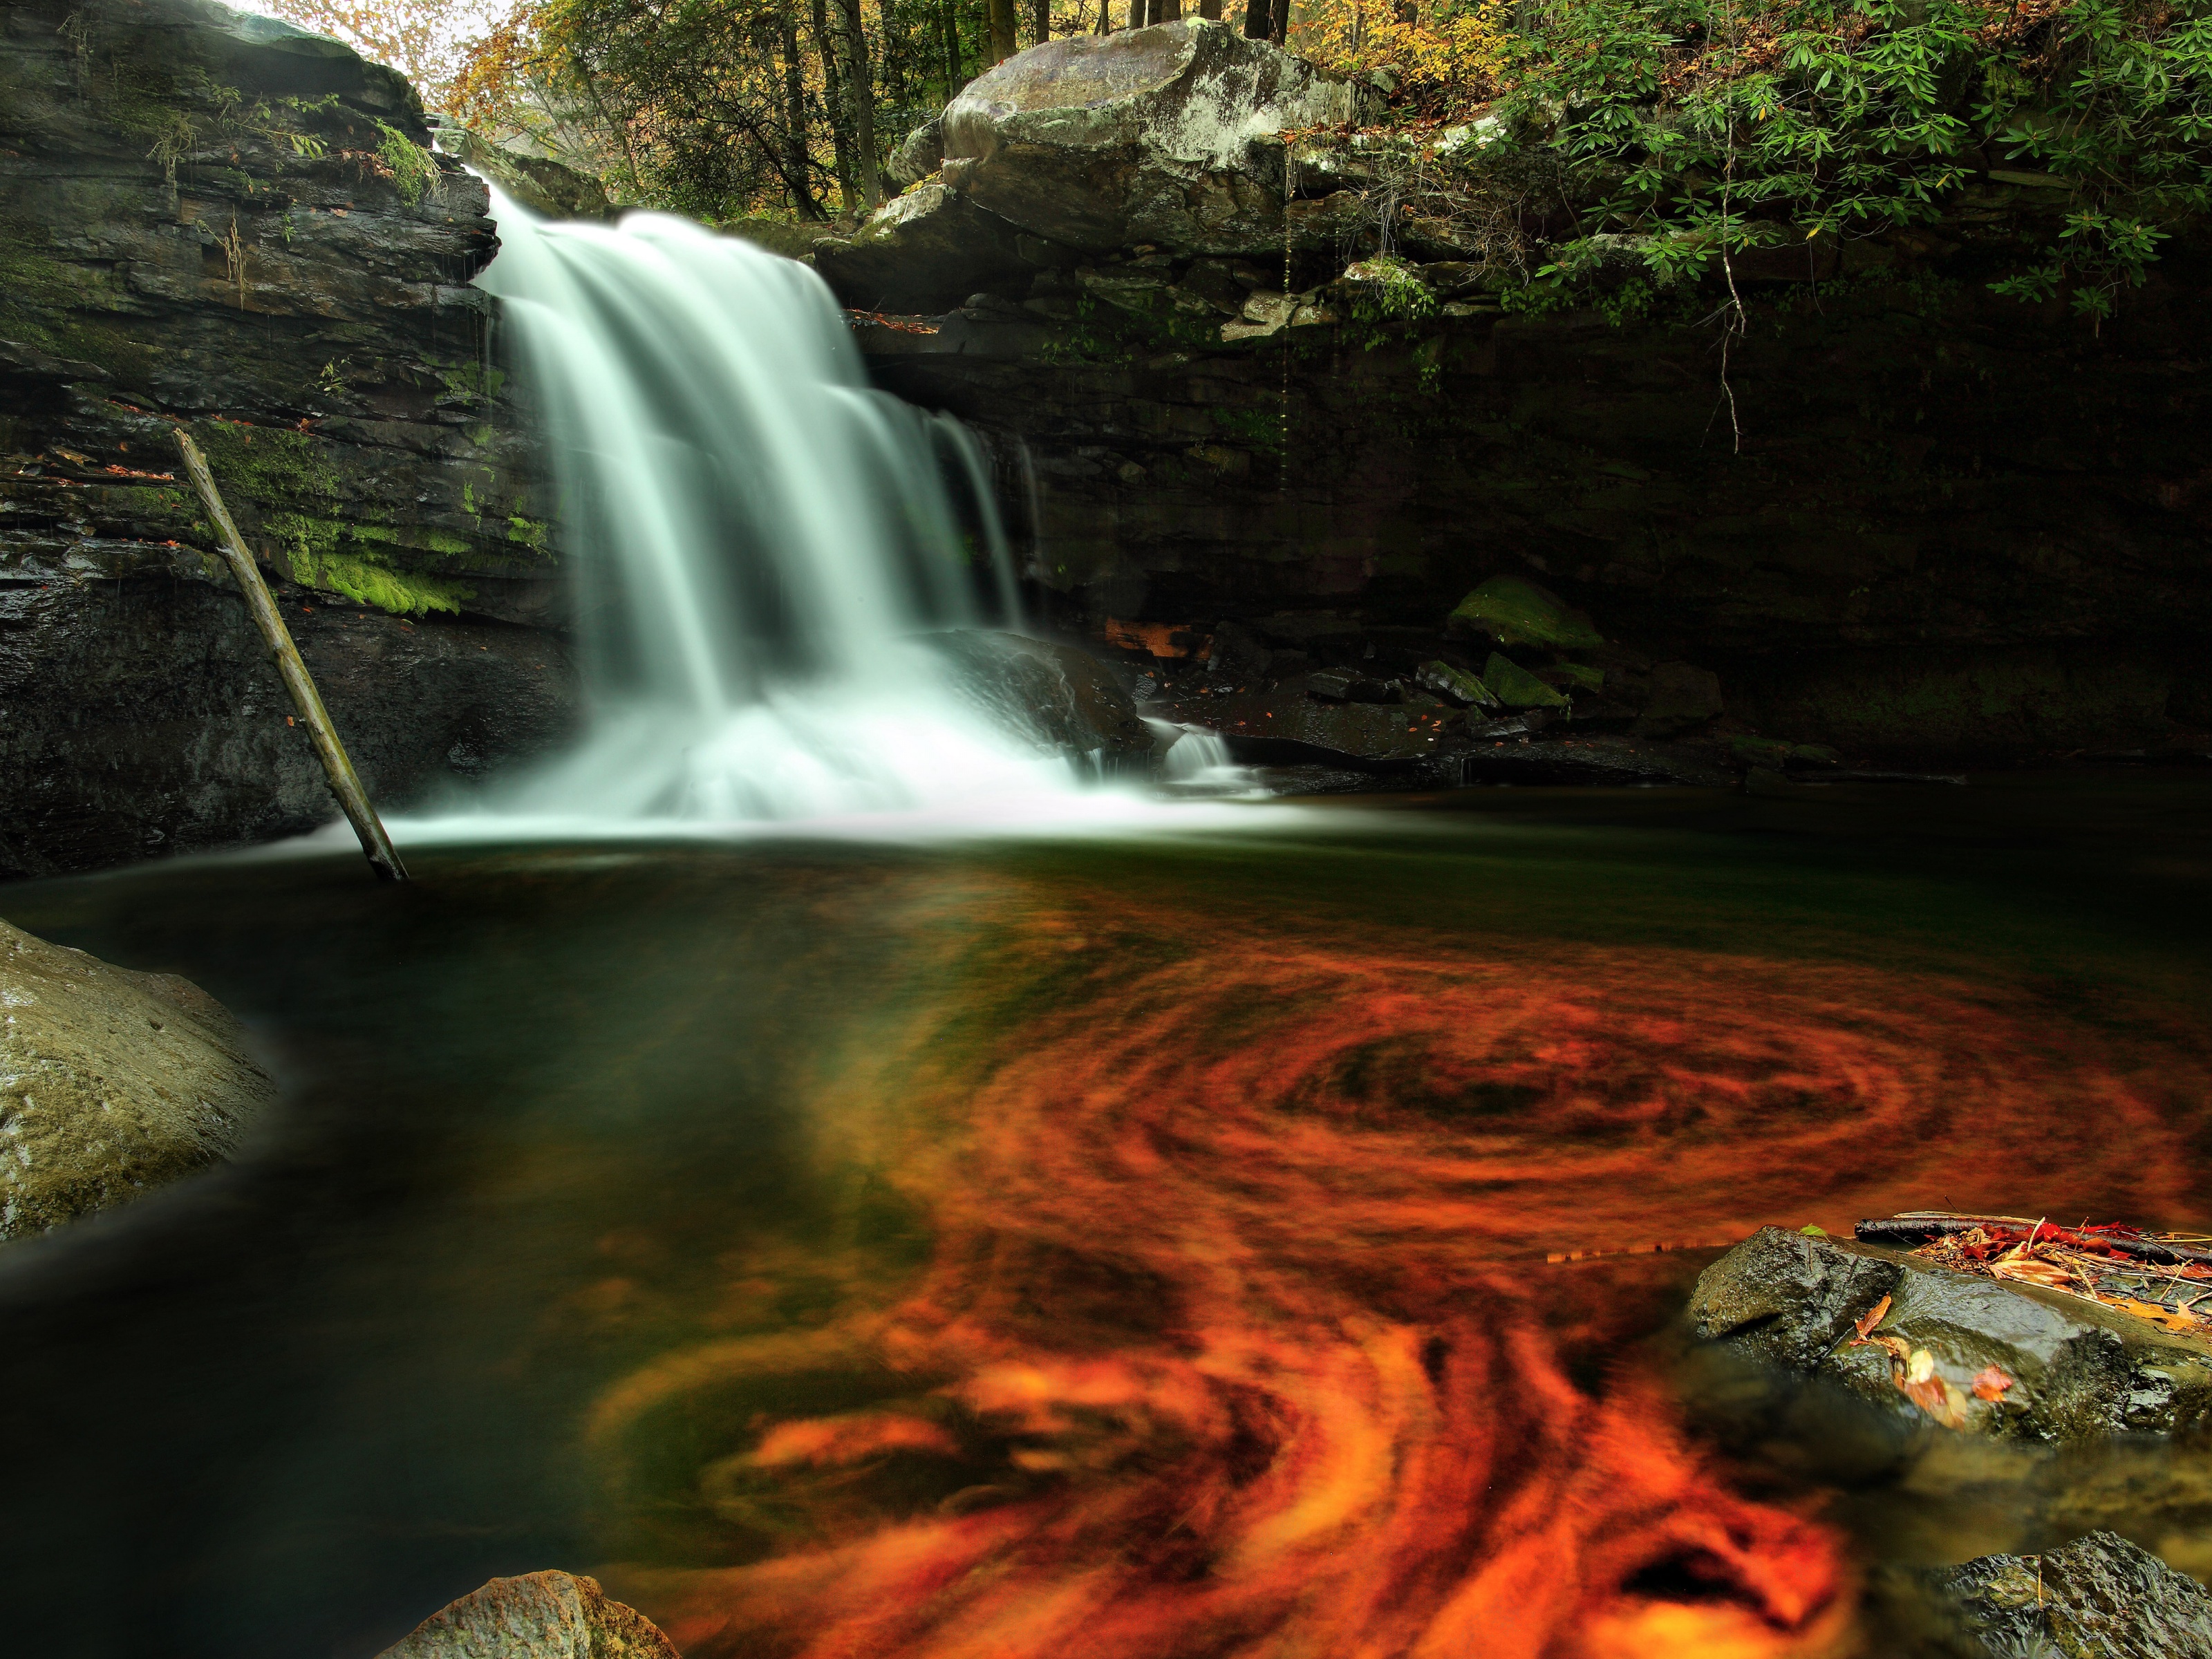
[474,189,1072,821]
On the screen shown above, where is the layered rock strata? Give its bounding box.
[0,0,575,876]
[823,25,2212,765]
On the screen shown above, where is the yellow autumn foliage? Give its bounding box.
[1292,0,1513,111]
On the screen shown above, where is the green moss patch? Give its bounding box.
[1450,576,1604,651]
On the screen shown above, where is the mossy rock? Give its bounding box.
[1447,576,1603,653]
[1482,652,1570,711]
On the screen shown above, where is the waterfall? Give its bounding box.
[473,190,1068,821]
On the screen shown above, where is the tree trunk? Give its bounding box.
[1031,0,1050,44]
[780,0,824,218]
[1271,0,1286,43]
[811,0,859,212]
[942,0,964,91]
[1197,0,1222,16]
[836,0,883,206]
[1242,0,1269,35]
[805,0,854,211]
[1157,0,1182,16]
[986,0,1018,59]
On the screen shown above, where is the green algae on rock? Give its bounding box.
[1449,577,1605,653]
[1481,651,1571,711]
[0,915,275,1240]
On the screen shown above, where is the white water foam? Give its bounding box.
[450,190,1077,830]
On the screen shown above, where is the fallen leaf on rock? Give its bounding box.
[1987,1249,2077,1289]
[1851,1295,1893,1342]
[2112,1297,2204,1334]
[1971,1365,2015,1401]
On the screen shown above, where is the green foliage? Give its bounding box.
[1497,0,2212,320]
[376,120,443,206]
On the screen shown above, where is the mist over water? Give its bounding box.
[472,191,1073,823]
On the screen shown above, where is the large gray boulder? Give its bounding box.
[375,1571,677,1658]
[1689,1226,2212,1441]
[939,21,1372,255]
[0,917,276,1239]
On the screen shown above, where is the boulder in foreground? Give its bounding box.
[1,917,276,1240]
[376,1570,677,1658]
[1689,1226,2212,1440]
[1911,1530,2212,1659]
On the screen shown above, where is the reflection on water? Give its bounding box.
[1,783,2210,1658]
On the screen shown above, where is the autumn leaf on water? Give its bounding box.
[1971,1365,2014,1401]
[1900,1370,1969,1429]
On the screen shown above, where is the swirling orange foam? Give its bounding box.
[602,904,2211,1659]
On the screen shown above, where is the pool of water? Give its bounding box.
[5,774,2211,1658]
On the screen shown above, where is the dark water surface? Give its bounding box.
[4,776,2212,1658]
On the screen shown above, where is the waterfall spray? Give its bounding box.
[475,191,1062,821]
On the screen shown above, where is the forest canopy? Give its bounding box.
[261,0,2211,320]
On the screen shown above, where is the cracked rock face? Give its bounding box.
[1689,1226,2212,1441]
[0,915,276,1240]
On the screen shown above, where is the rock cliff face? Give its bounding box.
[827,24,2212,765]
[0,0,574,877]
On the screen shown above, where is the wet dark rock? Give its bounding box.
[1458,735,1732,788]
[1415,658,1497,709]
[1912,1531,2212,1659]
[1633,662,1725,738]
[923,629,1154,776]
[0,915,276,1240]
[375,1570,677,1658]
[1306,668,1399,704]
[1689,1226,2212,1442]
[0,572,580,879]
[0,0,571,875]
[1481,651,1569,711]
[1163,686,1456,770]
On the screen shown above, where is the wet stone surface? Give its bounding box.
[1690,1226,2212,1442]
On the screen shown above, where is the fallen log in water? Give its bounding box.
[175,430,407,883]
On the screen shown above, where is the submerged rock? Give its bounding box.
[1911,1531,2212,1659]
[0,917,276,1239]
[1689,1226,2212,1441]
[923,630,1155,777]
[375,1571,677,1659]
